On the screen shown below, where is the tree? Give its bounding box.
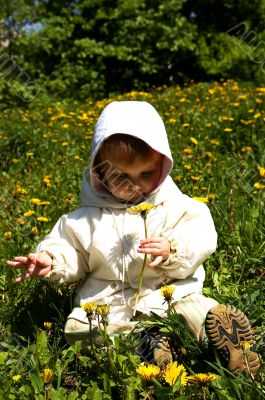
[1,0,265,103]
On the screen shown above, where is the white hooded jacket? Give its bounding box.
[37,101,217,320]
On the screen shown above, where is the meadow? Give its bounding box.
[0,80,264,399]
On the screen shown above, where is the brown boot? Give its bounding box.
[152,336,173,366]
[134,326,173,366]
[205,304,260,378]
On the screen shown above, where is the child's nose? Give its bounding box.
[130,180,142,191]
[132,184,141,191]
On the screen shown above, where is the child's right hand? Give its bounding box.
[6,252,53,283]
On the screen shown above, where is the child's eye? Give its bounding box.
[141,171,153,177]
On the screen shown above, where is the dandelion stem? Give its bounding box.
[133,253,147,316]
[89,319,100,364]
[244,352,255,381]
[133,216,148,316]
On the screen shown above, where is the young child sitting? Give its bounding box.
[7,101,260,376]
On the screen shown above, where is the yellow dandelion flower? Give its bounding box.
[30,198,42,205]
[221,116,234,121]
[96,305,110,317]
[15,187,28,195]
[31,226,39,235]
[44,322,53,330]
[241,146,253,152]
[240,340,252,353]
[37,217,49,222]
[137,363,160,381]
[238,95,247,100]
[204,151,216,160]
[12,158,19,164]
[43,368,54,384]
[183,164,191,170]
[191,176,201,181]
[127,203,154,217]
[190,137,198,145]
[182,123,190,128]
[164,362,188,387]
[24,210,35,217]
[258,166,265,178]
[43,175,52,186]
[193,196,208,203]
[183,148,193,154]
[160,285,175,302]
[210,139,219,145]
[26,152,34,157]
[81,302,97,315]
[207,193,217,201]
[38,201,51,206]
[224,128,233,132]
[188,373,217,384]
[254,113,261,119]
[169,118,177,124]
[174,175,182,182]
[4,231,12,239]
[254,182,265,190]
[240,119,255,125]
[16,218,26,225]
[12,374,21,382]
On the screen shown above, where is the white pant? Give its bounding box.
[64,292,218,344]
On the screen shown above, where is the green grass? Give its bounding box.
[0,80,264,398]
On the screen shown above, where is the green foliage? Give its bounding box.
[1,1,265,101]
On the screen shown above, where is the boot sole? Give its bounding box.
[205,304,260,377]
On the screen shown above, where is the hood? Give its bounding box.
[80,101,174,208]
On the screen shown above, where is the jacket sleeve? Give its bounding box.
[158,196,217,279]
[36,209,92,284]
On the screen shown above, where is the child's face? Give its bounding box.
[102,150,163,203]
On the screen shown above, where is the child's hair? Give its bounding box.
[96,134,153,164]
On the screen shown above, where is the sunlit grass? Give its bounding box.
[0,80,264,398]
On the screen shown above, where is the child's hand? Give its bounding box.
[137,237,170,268]
[6,252,53,283]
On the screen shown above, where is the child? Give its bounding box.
[7,101,260,376]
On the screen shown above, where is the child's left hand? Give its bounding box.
[137,237,170,268]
